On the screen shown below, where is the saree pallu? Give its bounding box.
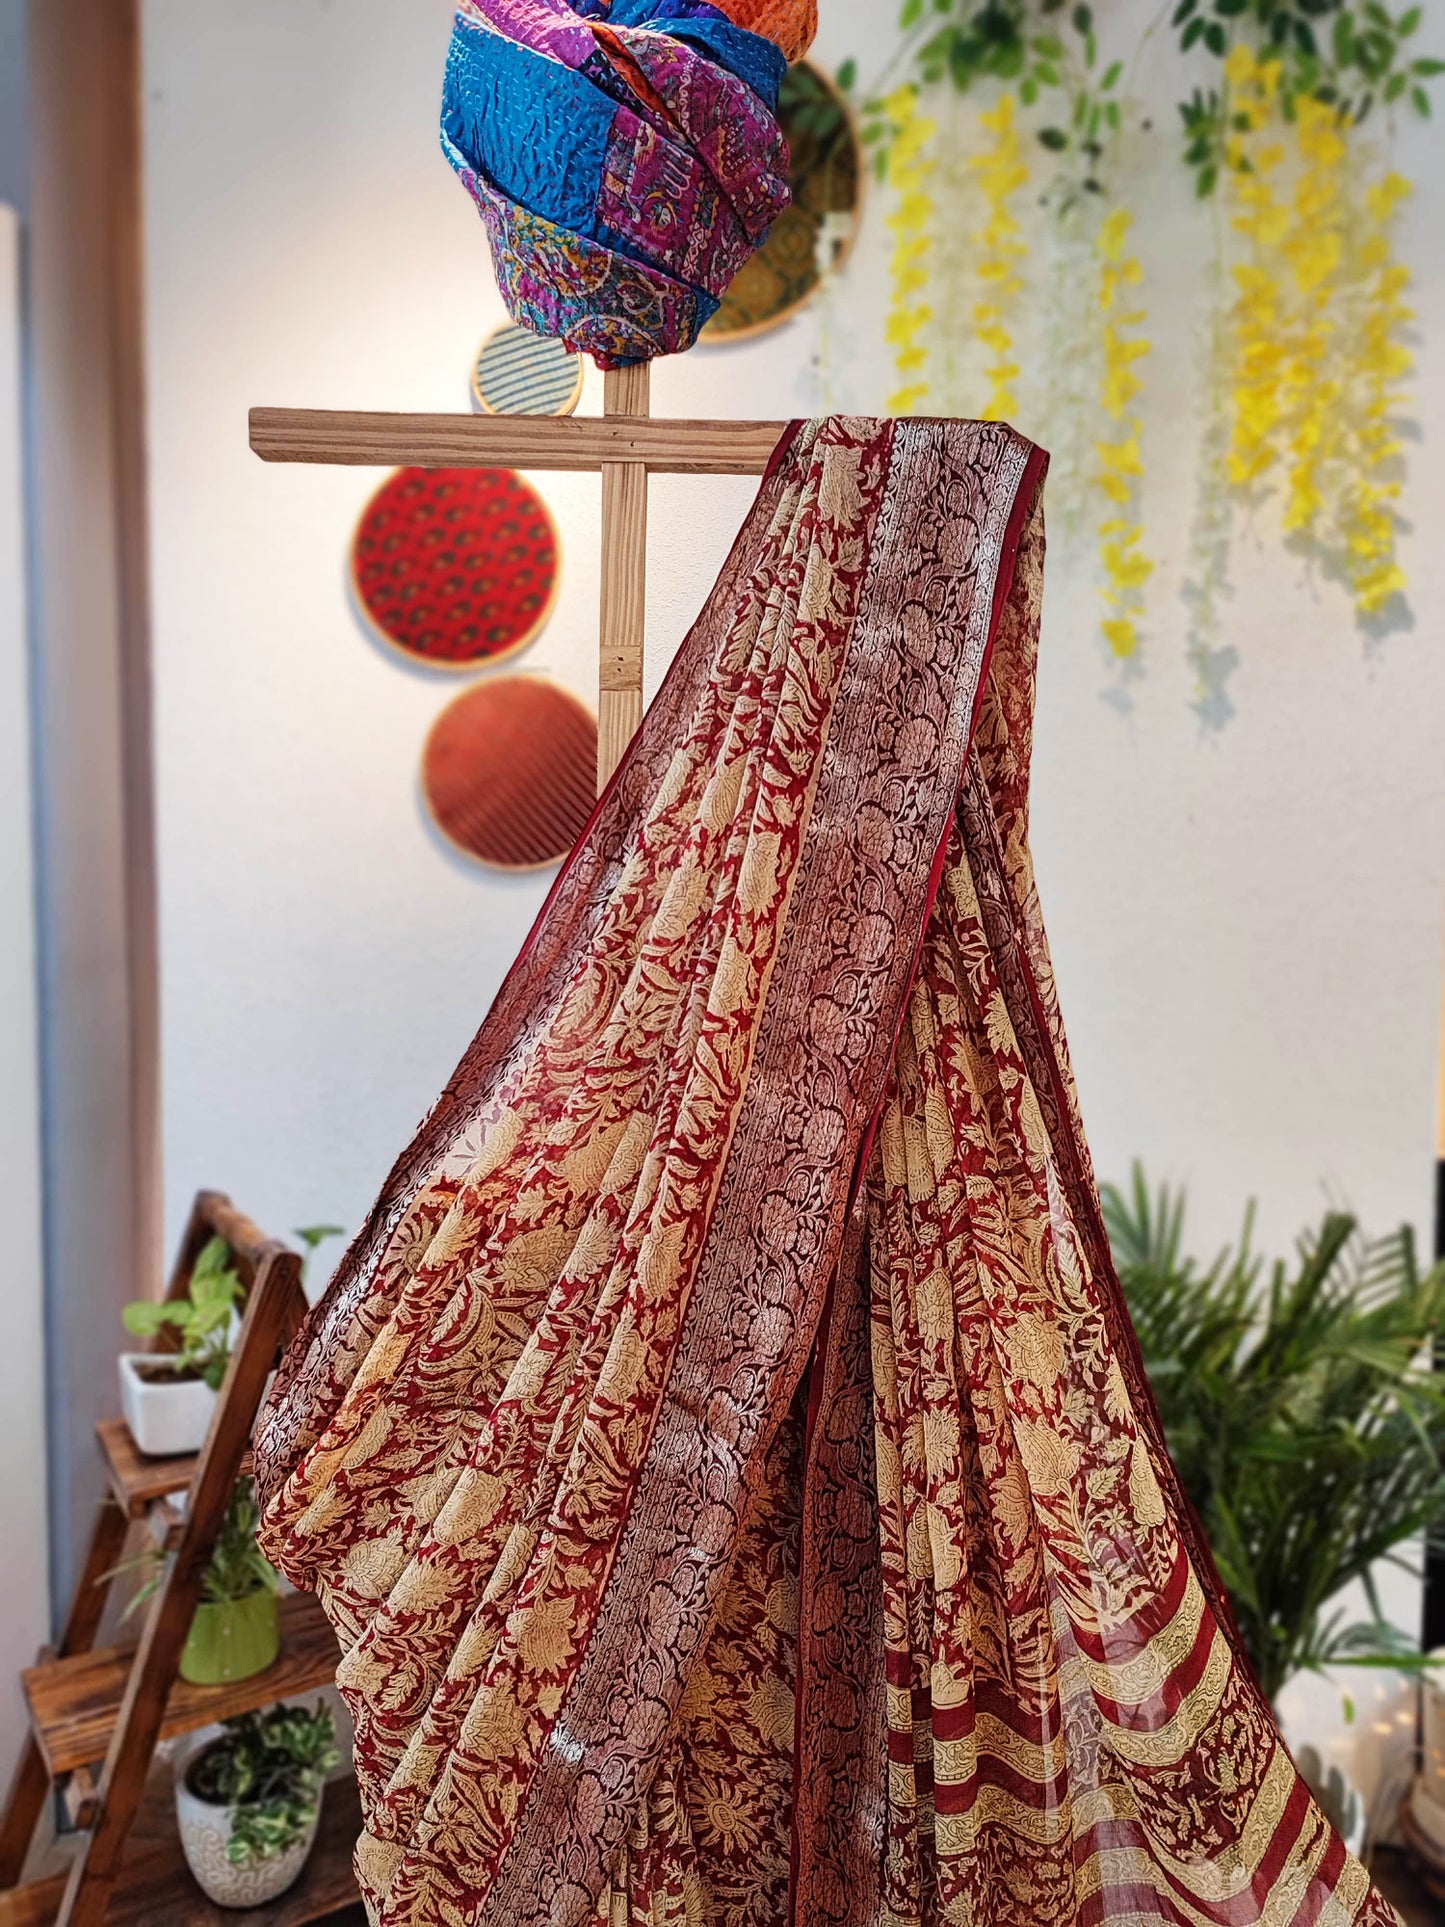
[254,418,1398,1927]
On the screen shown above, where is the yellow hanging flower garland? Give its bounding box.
[884,87,938,416]
[1279,97,1347,538]
[869,50,1161,673]
[1337,172,1412,615]
[1094,207,1154,661]
[967,94,1030,423]
[1224,47,1289,493]
[1222,43,1414,623]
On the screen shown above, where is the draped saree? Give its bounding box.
[254,417,1399,1927]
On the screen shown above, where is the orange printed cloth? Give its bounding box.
[254,418,1399,1927]
[716,0,816,61]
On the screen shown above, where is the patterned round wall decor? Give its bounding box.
[471,322,585,417]
[702,61,861,343]
[351,466,559,670]
[422,676,597,871]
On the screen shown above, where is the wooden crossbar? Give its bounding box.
[249,407,786,477]
[248,374,788,789]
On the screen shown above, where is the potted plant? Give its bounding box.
[1106,1169,1445,1852]
[118,1476,282,1686]
[1105,1167,1445,1701]
[174,1702,338,1909]
[118,1236,241,1456]
[180,1477,283,1686]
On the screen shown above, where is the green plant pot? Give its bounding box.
[180,1589,281,1686]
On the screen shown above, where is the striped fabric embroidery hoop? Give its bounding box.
[471,323,585,418]
[421,675,598,871]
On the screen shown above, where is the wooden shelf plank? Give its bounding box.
[249,407,787,475]
[0,1875,65,1927]
[25,1594,339,1778]
[0,1774,360,1927]
[97,1420,252,1519]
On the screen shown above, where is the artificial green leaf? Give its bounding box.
[122,1301,174,1337]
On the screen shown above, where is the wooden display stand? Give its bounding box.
[0,1195,357,1927]
[249,366,789,789]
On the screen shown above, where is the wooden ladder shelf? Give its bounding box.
[0,1194,357,1927]
[249,366,789,790]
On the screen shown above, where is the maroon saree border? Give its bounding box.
[787,442,1048,1927]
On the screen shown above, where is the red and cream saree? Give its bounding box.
[254,417,1398,1927]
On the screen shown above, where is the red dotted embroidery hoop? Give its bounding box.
[351,466,560,671]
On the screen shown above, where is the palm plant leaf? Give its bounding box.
[1104,1165,1445,1701]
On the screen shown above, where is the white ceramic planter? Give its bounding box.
[174,1732,322,1909]
[1293,1742,1366,1860]
[117,1353,217,1457]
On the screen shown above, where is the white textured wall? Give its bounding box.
[143,0,1444,1786]
[0,202,51,1770]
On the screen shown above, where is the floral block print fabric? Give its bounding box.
[441,0,793,367]
[255,418,1400,1927]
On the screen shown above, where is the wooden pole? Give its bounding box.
[598,364,652,792]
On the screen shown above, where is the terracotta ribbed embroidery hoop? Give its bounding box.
[421,676,598,872]
[351,466,560,671]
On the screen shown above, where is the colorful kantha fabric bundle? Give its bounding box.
[441,0,806,367]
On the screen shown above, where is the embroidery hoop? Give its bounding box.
[348,465,562,675]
